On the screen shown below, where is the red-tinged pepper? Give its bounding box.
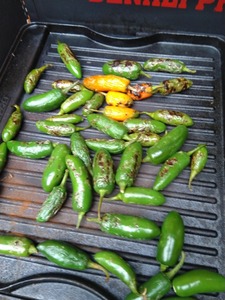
[2,105,22,142]
[57,41,82,79]
[143,109,194,127]
[127,82,160,101]
[24,64,52,94]
[92,148,115,220]
[188,144,208,190]
[94,250,140,295]
[172,269,225,297]
[0,235,37,257]
[156,211,185,271]
[65,155,93,229]
[125,252,186,300]
[143,58,196,74]
[102,59,151,80]
[37,240,109,279]
[87,213,161,240]
[153,145,204,191]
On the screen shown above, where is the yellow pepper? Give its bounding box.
[103,105,139,122]
[105,91,133,107]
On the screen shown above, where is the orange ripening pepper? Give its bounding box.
[127,83,153,101]
[105,91,133,107]
[82,74,130,93]
[103,105,139,122]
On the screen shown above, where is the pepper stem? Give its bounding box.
[97,191,106,221]
[76,211,85,229]
[187,144,206,157]
[86,217,102,224]
[75,125,91,132]
[165,251,186,280]
[61,81,80,95]
[59,169,69,188]
[87,261,110,281]
[140,71,152,79]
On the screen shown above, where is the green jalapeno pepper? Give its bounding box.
[153,145,204,191]
[92,148,115,219]
[22,82,77,113]
[7,140,54,159]
[87,212,161,240]
[143,58,196,74]
[36,120,87,137]
[123,132,161,147]
[70,132,93,176]
[52,79,81,92]
[37,169,69,222]
[45,113,83,124]
[0,235,37,257]
[188,144,208,190]
[157,77,193,95]
[24,63,52,94]
[172,269,225,297]
[57,41,82,79]
[65,155,93,229]
[85,138,131,155]
[37,239,109,279]
[94,250,140,295]
[143,109,194,127]
[58,85,94,115]
[143,125,188,165]
[87,113,129,140]
[123,118,166,134]
[157,211,184,271]
[41,143,71,193]
[162,297,197,300]
[0,142,8,172]
[115,141,142,193]
[102,59,150,80]
[2,105,22,142]
[82,92,105,116]
[106,186,165,206]
[125,252,186,300]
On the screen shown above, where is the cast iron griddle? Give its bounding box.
[0,23,224,299]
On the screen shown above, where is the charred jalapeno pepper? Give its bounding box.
[70,132,93,176]
[2,105,22,142]
[156,211,184,271]
[22,82,77,113]
[172,269,225,297]
[94,250,140,295]
[82,92,105,116]
[87,212,160,240]
[102,59,151,80]
[157,77,193,95]
[143,58,196,74]
[127,82,160,101]
[143,125,188,165]
[36,120,87,137]
[152,145,204,191]
[123,132,161,147]
[36,169,69,222]
[24,63,52,94]
[115,141,142,193]
[92,148,115,219]
[123,117,166,134]
[58,85,94,115]
[7,140,54,159]
[87,113,129,140]
[188,144,208,190]
[57,41,82,79]
[52,79,81,92]
[83,74,130,93]
[65,154,93,228]
[143,109,194,127]
[125,252,185,300]
[0,142,7,172]
[37,239,109,279]
[85,138,131,155]
[45,113,83,124]
[0,235,37,257]
[100,105,139,122]
[106,186,165,206]
[41,143,71,193]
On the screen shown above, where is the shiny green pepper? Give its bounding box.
[45,113,83,124]
[0,142,8,172]
[0,235,37,257]
[85,138,131,155]
[2,105,22,142]
[123,117,166,134]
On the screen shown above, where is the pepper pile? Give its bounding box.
[0,41,223,299]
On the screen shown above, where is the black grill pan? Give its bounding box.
[0,23,224,300]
